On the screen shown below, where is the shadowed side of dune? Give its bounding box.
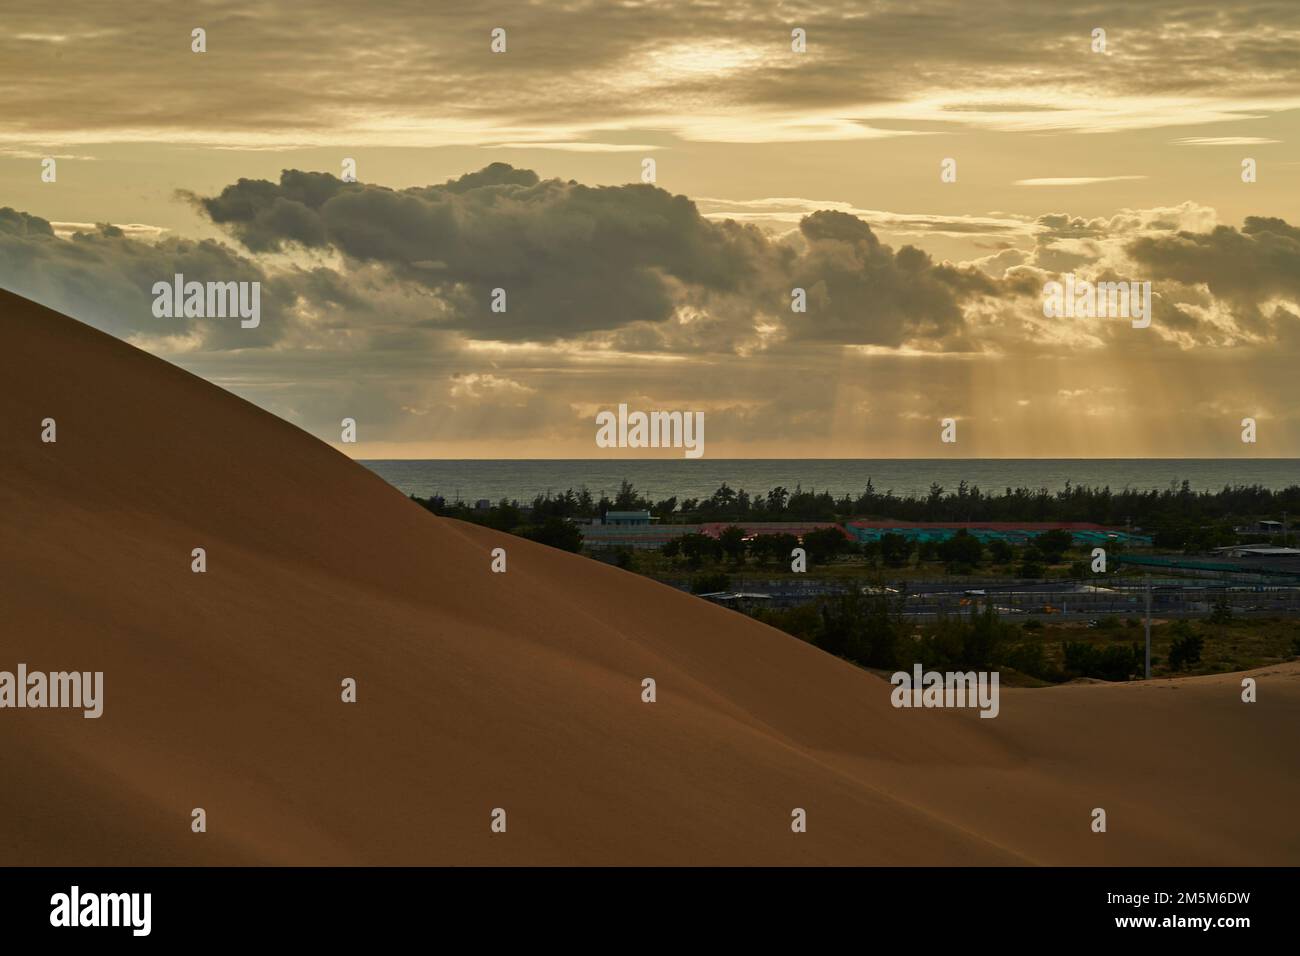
[2,288,1297,865]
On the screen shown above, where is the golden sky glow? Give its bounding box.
[1,1,1298,457]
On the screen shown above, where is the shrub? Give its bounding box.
[1035,529,1074,562]
[753,604,821,643]
[679,533,724,567]
[749,532,800,567]
[938,529,982,569]
[718,525,747,564]
[880,533,913,569]
[988,539,1014,564]
[815,589,910,668]
[1018,547,1046,578]
[1002,640,1055,681]
[1062,641,1142,681]
[803,526,848,565]
[691,571,732,595]
[521,517,583,553]
[915,602,1014,672]
[1168,631,1204,671]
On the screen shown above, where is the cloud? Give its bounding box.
[695,197,1037,240]
[490,143,662,152]
[0,148,97,160]
[1015,176,1148,187]
[448,372,535,401]
[48,221,166,240]
[780,211,992,348]
[1127,217,1300,312]
[192,165,1006,352]
[196,164,779,343]
[5,1,1300,147]
[5,163,1300,454]
[0,211,290,350]
[9,165,1296,369]
[1174,136,1282,146]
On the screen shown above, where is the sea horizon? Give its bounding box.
[361,457,1300,503]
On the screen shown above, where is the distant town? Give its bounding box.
[413,479,1300,686]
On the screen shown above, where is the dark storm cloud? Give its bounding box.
[0,206,446,355]
[197,163,776,341]
[0,210,291,348]
[0,208,55,238]
[783,211,991,347]
[10,163,1299,368]
[1127,217,1300,306]
[193,165,994,348]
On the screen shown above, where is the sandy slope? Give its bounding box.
[1,288,1297,865]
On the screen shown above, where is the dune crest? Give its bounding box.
[2,289,1297,865]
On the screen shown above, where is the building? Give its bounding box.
[1234,520,1286,537]
[696,591,773,611]
[1212,545,1300,560]
[697,521,850,542]
[581,519,847,550]
[603,510,654,526]
[1122,549,1300,582]
[845,520,1150,547]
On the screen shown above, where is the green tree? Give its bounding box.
[1168,627,1204,671]
[1061,641,1141,681]
[1035,529,1073,563]
[802,527,847,565]
[815,589,909,668]
[613,479,644,510]
[679,533,723,568]
[691,571,732,594]
[938,529,982,570]
[718,525,748,564]
[880,533,913,568]
[1018,546,1046,578]
[750,532,799,567]
[988,539,1014,564]
[521,517,583,553]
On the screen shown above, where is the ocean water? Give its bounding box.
[360,459,1300,503]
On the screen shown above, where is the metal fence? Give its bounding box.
[664,576,1300,620]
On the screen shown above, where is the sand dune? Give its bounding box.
[2,288,1297,865]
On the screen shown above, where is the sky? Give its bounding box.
[2,0,1299,458]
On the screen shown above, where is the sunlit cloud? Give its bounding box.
[1174,136,1282,146]
[490,142,662,152]
[1015,176,1148,186]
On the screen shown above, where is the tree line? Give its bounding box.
[430,477,1298,525]
[414,477,1299,555]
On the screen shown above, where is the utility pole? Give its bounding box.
[1144,574,1152,680]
